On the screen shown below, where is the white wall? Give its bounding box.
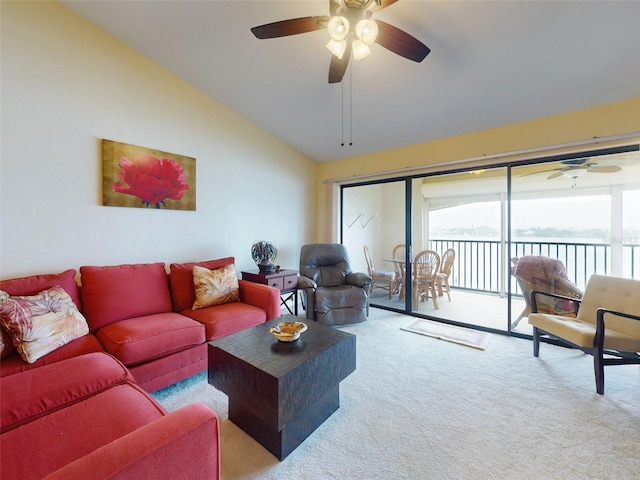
[0,1,317,279]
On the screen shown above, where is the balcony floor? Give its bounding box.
[369,288,532,335]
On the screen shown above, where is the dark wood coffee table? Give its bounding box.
[207,315,356,460]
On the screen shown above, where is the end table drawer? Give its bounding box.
[283,275,297,290]
[268,278,284,290]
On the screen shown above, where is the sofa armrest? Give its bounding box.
[43,403,220,480]
[238,279,281,321]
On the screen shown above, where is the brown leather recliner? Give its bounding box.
[298,243,373,326]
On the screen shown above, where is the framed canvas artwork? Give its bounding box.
[102,139,196,211]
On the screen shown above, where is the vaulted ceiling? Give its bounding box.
[61,1,640,162]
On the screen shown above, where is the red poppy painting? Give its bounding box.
[102,140,196,210]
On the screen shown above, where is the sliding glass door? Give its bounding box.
[341,145,640,334]
[342,180,408,313]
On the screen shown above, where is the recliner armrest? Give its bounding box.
[297,276,317,290]
[346,272,373,288]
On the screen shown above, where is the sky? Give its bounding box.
[430,190,640,240]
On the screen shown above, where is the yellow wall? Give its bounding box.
[317,98,640,240]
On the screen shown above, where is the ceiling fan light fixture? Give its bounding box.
[326,39,347,59]
[355,19,378,45]
[352,39,371,60]
[327,16,349,41]
[562,167,589,179]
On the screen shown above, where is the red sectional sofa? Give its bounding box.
[0,257,281,479]
[0,257,281,391]
[1,352,220,479]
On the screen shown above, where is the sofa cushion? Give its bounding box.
[95,312,205,366]
[80,263,173,331]
[192,264,239,309]
[0,383,166,480]
[169,257,234,312]
[0,269,81,310]
[1,352,134,432]
[0,334,103,378]
[0,286,90,364]
[181,301,266,340]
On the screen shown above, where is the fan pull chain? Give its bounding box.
[349,61,353,146]
[340,59,353,147]
[341,65,345,146]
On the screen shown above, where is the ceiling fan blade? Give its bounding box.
[547,171,563,180]
[518,168,559,177]
[370,0,400,12]
[588,166,622,173]
[329,41,352,83]
[374,20,430,62]
[251,16,329,39]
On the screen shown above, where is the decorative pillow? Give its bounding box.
[0,286,89,364]
[0,291,15,359]
[192,264,239,310]
[169,257,235,312]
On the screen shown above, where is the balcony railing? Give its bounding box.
[430,239,640,296]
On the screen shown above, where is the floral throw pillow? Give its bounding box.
[0,286,89,364]
[192,264,239,310]
[0,291,14,359]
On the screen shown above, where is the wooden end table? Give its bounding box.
[241,269,299,315]
[207,315,356,460]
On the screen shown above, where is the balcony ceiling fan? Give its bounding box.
[250,0,430,83]
[543,158,622,180]
[521,157,623,181]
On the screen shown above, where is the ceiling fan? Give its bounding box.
[250,0,430,83]
[540,158,622,180]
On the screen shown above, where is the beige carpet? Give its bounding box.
[152,309,640,480]
[401,318,492,350]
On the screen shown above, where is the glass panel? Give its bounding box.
[411,169,509,330]
[623,189,640,279]
[510,149,640,333]
[342,180,407,311]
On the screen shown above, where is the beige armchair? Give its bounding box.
[528,274,640,394]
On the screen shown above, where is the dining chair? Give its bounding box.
[392,244,406,300]
[363,245,396,299]
[436,248,455,301]
[412,250,441,310]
